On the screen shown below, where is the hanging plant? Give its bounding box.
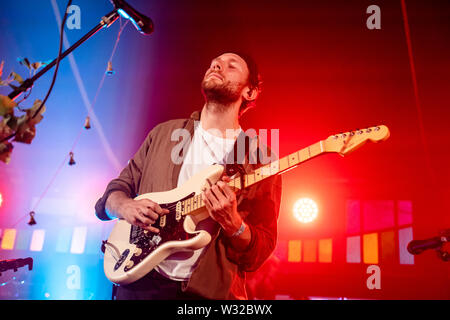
[0,59,48,163]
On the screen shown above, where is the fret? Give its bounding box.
[279,156,289,171]
[196,194,201,209]
[254,168,263,182]
[234,177,241,189]
[287,151,299,166]
[247,172,255,186]
[298,148,309,162]
[186,198,192,212]
[270,160,280,175]
[309,142,323,158]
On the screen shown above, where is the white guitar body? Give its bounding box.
[103,164,224,285]
[102,125,390,285]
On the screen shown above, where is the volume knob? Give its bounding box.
[134,248,142,256]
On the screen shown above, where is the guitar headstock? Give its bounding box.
[323,125,390,156]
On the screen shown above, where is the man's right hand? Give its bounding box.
[106,191,169,233]
[118,198,170,233]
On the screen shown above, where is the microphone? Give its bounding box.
[407,236,448,255]
[110,0,154,35]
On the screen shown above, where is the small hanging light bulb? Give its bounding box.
[28,211,36,226]
[106,61,115,75]
[84,116,91,130]
[69,152,76,166]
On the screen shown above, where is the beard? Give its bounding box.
[201,77,243,108]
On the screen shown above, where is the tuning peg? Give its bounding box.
[68,152,76,166]
[106,61,115,75]
[28,211,37,226]
[84,116,91,130]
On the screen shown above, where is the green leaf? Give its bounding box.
[17,57,31,70]
[9,71,24,84]
[31,61,48,70]
[0,95,17,116]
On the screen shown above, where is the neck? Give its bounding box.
[200,101,241,138]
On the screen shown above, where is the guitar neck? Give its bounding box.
[182,140,326,216]
[229,140,326,189]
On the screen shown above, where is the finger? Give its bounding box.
[137,198,157,207]
[136,212,155,226]
[202,192,216,220]
[202,192,213,210]
[150,202,170,215]
[211,184,228,205]
[141,207,159,220]
[217,181,236,201]
[205,188,221,209]
[139,222,160,233]
[138,199,169,215]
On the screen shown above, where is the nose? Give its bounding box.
[211,60,222,71]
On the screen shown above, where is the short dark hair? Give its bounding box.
[228,51,262,117]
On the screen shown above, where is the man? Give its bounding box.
[95,52,282,300]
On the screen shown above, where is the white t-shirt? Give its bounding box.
[155,121,242,281]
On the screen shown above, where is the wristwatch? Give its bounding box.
[231,220,246,237]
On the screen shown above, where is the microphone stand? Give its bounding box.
[7,9,120,101]
[436,229,450,262]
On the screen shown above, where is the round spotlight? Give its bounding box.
[293,198,318,223]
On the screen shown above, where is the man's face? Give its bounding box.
[201,53,250,106]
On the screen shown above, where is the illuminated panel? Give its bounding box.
[380,230,395,262]
[363,233,379,264]
[397,200,413,226]
[1,229,16,250]
[346,236,361,263]
[398,227,414,265]
[346,200,361,234]
[318,239,332,263]
[288,240,302,262]
[15,230,32,250]
[55,227,72,253]
[273,239,288,261]
[363,201,394,232]
[70,226,87,254]
[30,229,46,252]
[303,240,317,262]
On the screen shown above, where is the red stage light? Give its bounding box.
[293,198,318,223]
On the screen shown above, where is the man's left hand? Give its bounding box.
[201,175,242,236]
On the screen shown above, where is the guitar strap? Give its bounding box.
[224,131,252,189]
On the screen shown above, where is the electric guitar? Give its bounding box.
[103,125,390,285]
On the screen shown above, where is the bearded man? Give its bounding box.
[95,52,282,300]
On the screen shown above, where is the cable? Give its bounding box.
[0,0,73,144]
[31,0,73,119]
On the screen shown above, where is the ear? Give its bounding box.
[243,86,259,103]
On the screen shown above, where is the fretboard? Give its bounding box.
[181,140,325,216]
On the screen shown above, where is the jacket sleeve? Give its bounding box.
[222,174,282,272]
[94,129,154,221]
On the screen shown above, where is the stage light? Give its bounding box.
[0,192,2,207]
[293,198,318,223]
